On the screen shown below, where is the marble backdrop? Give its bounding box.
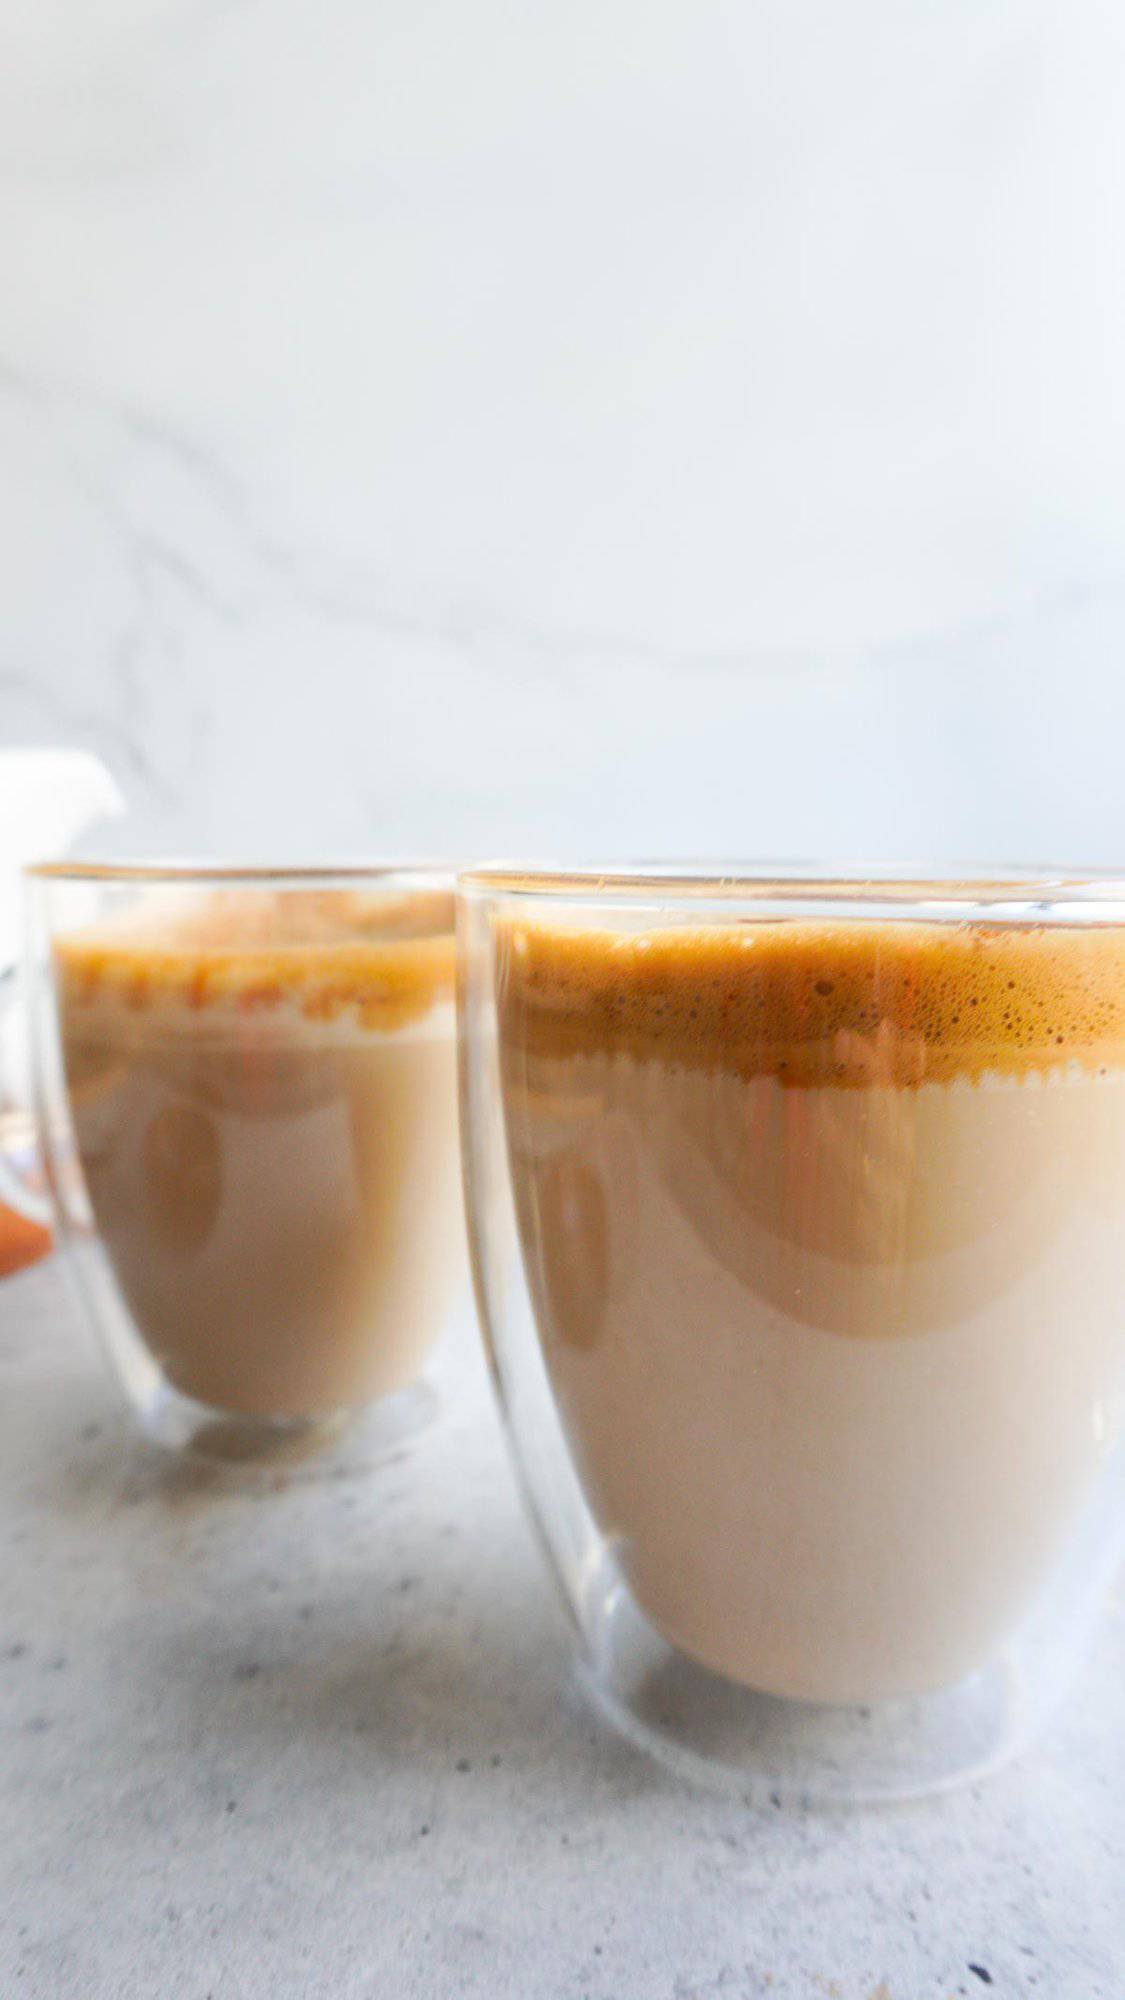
[2,0,1123,864]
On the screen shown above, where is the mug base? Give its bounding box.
[134,1373,441,1483]
[574,1541,1103,1806]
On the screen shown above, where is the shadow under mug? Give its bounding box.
[458,861,1125,1803]
[0,861,464,1468]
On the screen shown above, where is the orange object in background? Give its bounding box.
[0,1203,51,1276]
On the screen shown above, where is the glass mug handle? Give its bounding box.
[0,963,52,1263]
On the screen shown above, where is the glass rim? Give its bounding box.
[26,858,458,889]
[458,859,1125,913]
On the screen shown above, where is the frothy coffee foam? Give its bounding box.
[59,888,455,1037]
[499,918,1125,1084]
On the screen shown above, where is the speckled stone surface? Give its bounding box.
[2,1258,1124,2000]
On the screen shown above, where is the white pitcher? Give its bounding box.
[0,749,124,1234]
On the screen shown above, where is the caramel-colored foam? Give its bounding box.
[58,889,455,1033]
[497,919,1125,1085]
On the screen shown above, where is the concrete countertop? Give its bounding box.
[2,1258,1123,2000]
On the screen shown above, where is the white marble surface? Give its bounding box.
[3,1,1125,866]
[2,1254,1124,2000]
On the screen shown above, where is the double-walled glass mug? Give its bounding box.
[1,862,465,1467]
[459,864,1125,1802]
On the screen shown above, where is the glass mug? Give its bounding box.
[458,864,1125,1801]
[1,862,465,1466]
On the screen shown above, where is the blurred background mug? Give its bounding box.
[2,857,465,1467]
[459,862,1125,1801]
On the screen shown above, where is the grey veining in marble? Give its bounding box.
[2,1259,1123,2000]
[3,1,1125,869]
